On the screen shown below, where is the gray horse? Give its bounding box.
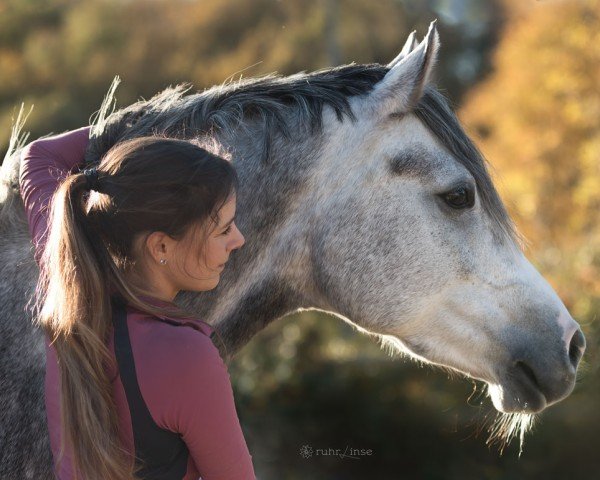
[0,23,585,478]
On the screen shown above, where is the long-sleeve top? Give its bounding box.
[19,128,256,480]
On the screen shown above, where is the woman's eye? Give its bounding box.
[440,186,475,210]
[221,225,233,235]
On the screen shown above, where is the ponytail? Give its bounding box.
[36,173,135,480]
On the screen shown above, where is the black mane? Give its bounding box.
[87,63,516,243]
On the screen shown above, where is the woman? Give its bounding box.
[19,126,256,480]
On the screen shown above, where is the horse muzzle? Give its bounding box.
[490,326,586,414]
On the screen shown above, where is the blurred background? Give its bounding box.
[1,0,598,478]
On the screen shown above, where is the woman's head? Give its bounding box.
[84,136,244,299]
[36,135,242,480]
[134,190,244,298]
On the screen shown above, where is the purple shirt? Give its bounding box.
[19,128,256,480]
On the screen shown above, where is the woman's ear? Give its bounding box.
[145,231,175,265]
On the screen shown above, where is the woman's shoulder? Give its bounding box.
[127,309,223,374]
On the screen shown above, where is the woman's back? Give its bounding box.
[21,129,255,479]
[45,297,253,479]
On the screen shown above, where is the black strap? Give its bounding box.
[111,296,189,480]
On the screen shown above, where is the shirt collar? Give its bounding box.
[128,294,215,336]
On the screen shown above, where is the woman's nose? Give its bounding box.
[236,229,246,249]
[231,225,245,250]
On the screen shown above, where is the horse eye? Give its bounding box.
[440,186,474,209]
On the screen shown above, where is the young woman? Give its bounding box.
[19,127,256,480]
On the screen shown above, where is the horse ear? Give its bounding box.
[387,30,418,69]
[371,21,440,114]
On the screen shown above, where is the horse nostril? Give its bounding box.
[568,329,586,368]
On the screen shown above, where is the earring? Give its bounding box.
[159,259,167,265]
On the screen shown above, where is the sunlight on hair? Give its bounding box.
[378,334,536,456]
[378,333,407,358]
[3,103,32,165]
[90,75,121,138]
[486,410,535,457]
[1,103,32,214]
[191,136,232,163]
[377,333,429,364]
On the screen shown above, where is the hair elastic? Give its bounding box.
[83,167,100,191]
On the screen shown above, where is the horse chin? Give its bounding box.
[487,381,547,414]
[483,382,540,454]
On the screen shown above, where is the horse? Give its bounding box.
[0,23,586,478]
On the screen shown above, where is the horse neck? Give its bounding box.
[178,119,326,358]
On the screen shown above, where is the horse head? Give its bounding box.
[307,22,585,419]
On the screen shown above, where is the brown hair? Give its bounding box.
[34,137,237,479]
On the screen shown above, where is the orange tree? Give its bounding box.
[461,0,600,333]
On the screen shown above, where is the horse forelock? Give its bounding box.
[86,64,518,244]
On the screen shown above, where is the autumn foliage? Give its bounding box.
[462,0,600,321]
[1,1,599,477]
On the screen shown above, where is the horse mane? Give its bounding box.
[90,63,518,244]
[85,64,388,165]
[0,105,33,236]
[0,63,518,245]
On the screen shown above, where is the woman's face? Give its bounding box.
[176,194,245,292]
[135,194,245,299]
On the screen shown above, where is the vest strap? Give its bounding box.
[112,296,189,480]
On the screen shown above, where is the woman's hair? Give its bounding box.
[34,136,238,480]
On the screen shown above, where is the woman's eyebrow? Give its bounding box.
[222,215,236,227]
